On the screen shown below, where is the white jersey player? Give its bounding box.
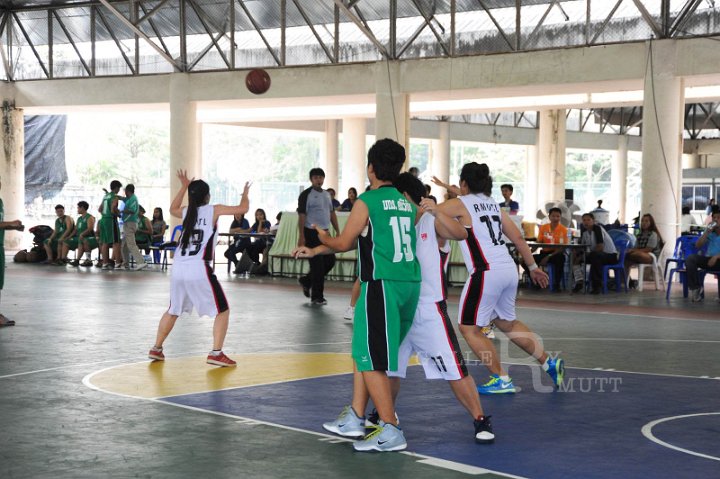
[149,170,251,367]
[436,162,565,396]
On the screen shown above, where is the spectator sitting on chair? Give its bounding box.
[687,210,720,302]
[246,208,272,265]
[341,187,358,212]
[529,207,567,291]
[44,204,74,265]
[625,213,663,289]
[151,207,168,263]
[63,201,98,267]
[135,206,153,253]
[224,212,250,272]
[499,184,519,215]
[572,212,617,294]
[327,188,341,211]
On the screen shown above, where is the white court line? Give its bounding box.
[82,369,523,478]
[641,413,720,462]
[515,305,720,323]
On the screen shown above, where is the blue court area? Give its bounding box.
[162,365,720,478]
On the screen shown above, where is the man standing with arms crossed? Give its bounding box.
[297,168,339,305]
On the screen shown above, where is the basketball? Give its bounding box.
[246,69,271,95]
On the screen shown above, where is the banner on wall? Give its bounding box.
[24,115,67,204]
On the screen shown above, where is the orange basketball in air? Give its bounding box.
[246,69,271,95]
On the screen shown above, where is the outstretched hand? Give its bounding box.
[177,169,193,188]
[243,181,253,195]
[430,176,447,188]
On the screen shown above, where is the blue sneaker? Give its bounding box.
[477,375,516,394]
[322,406,365,439]
[353,421,407,452]
[546,357,565,388]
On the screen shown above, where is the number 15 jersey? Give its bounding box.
[174,204,217,264]
[358,185,420,283]
[458,193,515,274]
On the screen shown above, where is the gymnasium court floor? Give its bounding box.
[0,262,719,478]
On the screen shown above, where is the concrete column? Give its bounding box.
[525,142,539,219]
[321,120,339,192]
[169,74,200,228]
[341,118,367,196]
[0,106,24,249]
[613,135,629,223]
[537,109,567,205]
[641,42,684,245]
[375,61,409,164]
[430,121,451,199]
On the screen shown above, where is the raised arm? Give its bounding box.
[214,181,252,222]
[169,170,193,219]
[431,176,461,197]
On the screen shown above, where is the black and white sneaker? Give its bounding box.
[474,416,495,444]
[311,298,327,305]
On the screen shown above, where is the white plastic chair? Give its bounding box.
[628,252,665,291]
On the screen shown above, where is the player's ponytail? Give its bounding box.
[180,180,210,252]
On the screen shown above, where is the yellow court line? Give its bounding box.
[88,352,356,399]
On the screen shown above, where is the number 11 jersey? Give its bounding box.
[174,204,217,264]
[458,193,515,274]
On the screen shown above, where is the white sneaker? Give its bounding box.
[343,306,355,321]
[322,406,365,439]
[114,262,125,270]
[133,263,149,271]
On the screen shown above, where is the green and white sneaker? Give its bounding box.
[322,406,365,439]
[353,421,407,452]
[477,375,516,394]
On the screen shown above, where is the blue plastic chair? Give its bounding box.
[607,229,636,248]
[161,225,183,270]
[664,235,698,281]
[547,262,567,292]
[665,238,705,299]
[599,238,630,294]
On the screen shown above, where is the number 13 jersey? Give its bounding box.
[174,204,217,265]
[458,193,515,274]
[357,185,420,283]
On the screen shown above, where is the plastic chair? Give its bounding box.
[607,229,636,248]
[160,225,182,270]
[633,252,665,291]
[665,239,705,300]
[600,238,630,294]
[547,262,567,292]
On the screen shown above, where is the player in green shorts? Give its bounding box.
[43,204,74,265]
[98,180,122,269]
[62,201,98,267]
[293,139,420,452]
[0,179,25,326]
